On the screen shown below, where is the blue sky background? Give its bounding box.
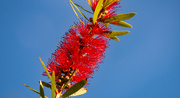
[0,0,180,98]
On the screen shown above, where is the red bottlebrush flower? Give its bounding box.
[44,22,110,84]
[91,0,121,19]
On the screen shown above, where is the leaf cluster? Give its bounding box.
[24,58,88,98]
[69,0,136,41]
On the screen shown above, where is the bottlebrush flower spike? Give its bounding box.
[91,0,121,19]
[44,22,110,85]
[24,0,136,97]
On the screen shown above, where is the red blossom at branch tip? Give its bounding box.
[43,21,110,84]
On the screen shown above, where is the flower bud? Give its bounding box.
[57,79,61,83]
[60,76,64,79]
[67,82,71,88]
[64,75,70,81]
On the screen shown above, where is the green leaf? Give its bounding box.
[70,0,89,20]
[102,13,136,23]
[61,79,88,98]
[110,21,133,28]
[108,36,119,41]
[24,84,48,98]
[40,80,45,98]
[103,0,112,8]
[41,81,51,89]
[93,0,104,24]
[51,71,56,98]
[39,57,52,80]
[88,0,92,9]
[69,0,84,25]
[69,88,87,97]
[24,84,40,95]
[105,31,129,41]
[74,3,93,14]
[103,0,119,9]
[105,31,130,36]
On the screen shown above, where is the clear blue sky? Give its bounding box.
[0,0,180,98]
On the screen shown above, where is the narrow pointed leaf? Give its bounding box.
[70,0,88,20]
[110,21,133,28]
[103,0,112,8]
[88,0,92,9]
[69,88,87,97]
[40,80,45,98]
[61,79,88,98]
[74,3,93,14]
[69,1,84,25]
[108,36,119,41]
[39,57,52,80]
[103,0,119,9]
[51,71,56,98]
[105,31,130,36]
[41,81,51,89]
[102,13,136,23]
[24,84,48,98]
[24,84,40,94]
[93,0,104,24]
